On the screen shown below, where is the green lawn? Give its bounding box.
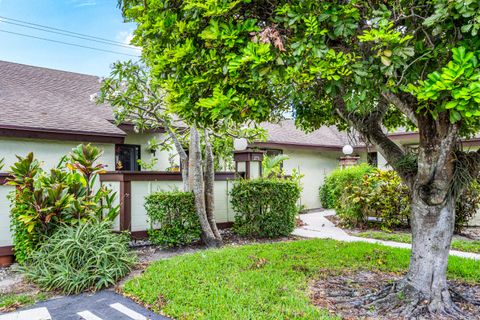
[123,239,480,320]
[356,231,480,254]
[0,293,48,312]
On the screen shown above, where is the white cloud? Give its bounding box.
[116,31,134,46]
[69,0,97,8]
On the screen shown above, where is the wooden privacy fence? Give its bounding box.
[99,171,237,239]
[0,171,236,265]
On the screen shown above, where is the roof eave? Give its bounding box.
[0,125,125,144]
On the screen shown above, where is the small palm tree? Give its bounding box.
[263,154,289,178]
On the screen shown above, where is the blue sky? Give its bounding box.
[0,0,139,76]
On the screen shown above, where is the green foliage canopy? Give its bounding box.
[119,0,480,135]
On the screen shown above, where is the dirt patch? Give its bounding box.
[309,270,480,319]
[324,214,341,226]
[461,227,480,241]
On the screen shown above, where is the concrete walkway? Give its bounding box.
[293,210,480,260]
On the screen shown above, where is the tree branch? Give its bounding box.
[336,96,413,186]
[381,92,418,126]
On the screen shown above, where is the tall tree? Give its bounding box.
[95,61,263,247]
[119,0,480,316]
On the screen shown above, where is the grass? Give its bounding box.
[123,239,480,320]
[0,292,48,312]
[356,231,480,254]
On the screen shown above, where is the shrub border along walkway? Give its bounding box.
[293,210,480,260]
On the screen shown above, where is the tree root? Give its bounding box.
[349,280,470,319]
[449,288,480,307]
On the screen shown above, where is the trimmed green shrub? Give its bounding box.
[22,222,136,294]
[456,180,480,233]
[230,179,301,238]
[319,164,373,209]
[337,169,410,229]
[145,191,201,247]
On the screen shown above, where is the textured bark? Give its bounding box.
[386,115,461,316]
[204,130,222,242]
[166,126,189,191]
[188,125,221,248]
[406,193,456,313]
[337,93,468,316]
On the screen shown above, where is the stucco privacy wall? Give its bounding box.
[101,181,121,231]
[125,180,234,232]
[281,148,344,209]
[0,137,116,170]
[0,184,14,247]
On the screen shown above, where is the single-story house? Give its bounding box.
[1,60,479,264]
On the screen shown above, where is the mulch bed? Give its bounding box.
[309,270,480,319]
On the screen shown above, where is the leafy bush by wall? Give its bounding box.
[8,144,118,263]
[337,169,411,229]
[145,191,202,247]
[23,222,136,294]
[230,179,301,238]
[335,168,479,231]
[319,164,373,209]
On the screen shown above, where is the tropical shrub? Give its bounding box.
[8,144,118,263]
[262,154,289,178]
[145,191,201,247]
[337,168,479,231]
[319,164,373,209]
[337,169,411,229]
[231,179,301,238]
[22,222,136,294]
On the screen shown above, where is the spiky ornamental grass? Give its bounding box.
[22,222,136,295]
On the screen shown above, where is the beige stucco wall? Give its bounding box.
[0,184,14,247]
[127,180,234,232]
[124,132,178,171]
[281,148,343,209]
[0,137,115,170]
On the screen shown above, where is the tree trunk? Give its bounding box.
[181,158,189,192]
[404,190,456,313]
[166,127,189,191]
[188,125,221,248]
[356,113,468,317]
[204,130,222,242]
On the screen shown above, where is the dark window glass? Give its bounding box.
[264,149,283,157]
[115,144,141,171]
[367,152,378,167]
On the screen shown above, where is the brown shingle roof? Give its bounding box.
[257,120,351,150]
[0,60,124,138]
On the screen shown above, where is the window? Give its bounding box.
[367,152,378,167]
[262,148,284,169]
[115,144,141,171]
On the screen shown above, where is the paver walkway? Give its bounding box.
[293,210,480,260]
[0,290,169,320]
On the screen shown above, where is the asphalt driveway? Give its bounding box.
[0,290,169,320]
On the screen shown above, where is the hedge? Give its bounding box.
[230,179,301,238]
[145,191,202,247]
[319,163,373,209]
[334,168,480,232]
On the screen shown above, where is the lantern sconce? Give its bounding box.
[233,149,265,179]
[339,144,359,168]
